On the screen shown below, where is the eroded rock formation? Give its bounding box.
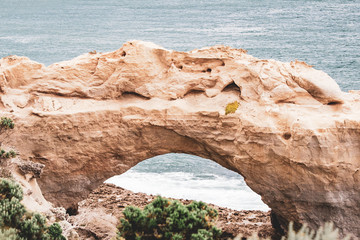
[0,41,359,237]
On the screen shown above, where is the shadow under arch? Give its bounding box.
[105,153,270,211]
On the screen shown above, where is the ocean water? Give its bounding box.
[106,154,270,211]
[1,1,359,210]
[1,0,359,91]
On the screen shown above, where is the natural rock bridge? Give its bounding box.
[1,41,359,237]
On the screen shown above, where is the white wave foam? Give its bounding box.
[0,36,43,44]
[106,170,270,211]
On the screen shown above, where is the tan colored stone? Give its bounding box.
[1,41,359,237]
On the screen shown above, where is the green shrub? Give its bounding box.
[0,178,23,200]
[0,228,18,240]
[0,149,17,159]
[0,116,17,160]
[0,178,66,240]
[117,196,222,240]
[9,150,17,158]
[225,101,239,115]
[47,223,66,240]
[0,117,15,130]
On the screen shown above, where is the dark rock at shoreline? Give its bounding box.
[69,183,275,239]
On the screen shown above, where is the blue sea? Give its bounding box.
[1,0,359,210]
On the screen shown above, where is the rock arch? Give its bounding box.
[1,41,360,237]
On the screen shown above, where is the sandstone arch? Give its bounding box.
[1,41,360,237]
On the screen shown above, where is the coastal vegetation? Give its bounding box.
[117,195,350,240]
[1,117,15,130]
[0,149,17,159]
[0,178,65,240]
[117,196,221,240]
[0,117,17,160]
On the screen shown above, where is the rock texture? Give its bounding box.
[0,157,52,214]
[69,183,274,240]
[0,41,359,237]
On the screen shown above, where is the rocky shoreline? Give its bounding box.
[68,183,276,239]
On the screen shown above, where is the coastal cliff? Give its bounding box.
[0,41,359,237]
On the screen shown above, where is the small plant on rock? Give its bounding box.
[0,149,17,159]
[0,117,15,130]
[0,117,17,160]
[117,196,222,240]
[225,101,239,115]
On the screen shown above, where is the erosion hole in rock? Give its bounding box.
[276,99,295,104]
[283,133,292,140]
[105,153,269,211]
[201,68,212,73]
[121,91,150,100]
[327,101,342,105]
[66,203,79,216]
[223,82,241,94]
[183,89,205,97]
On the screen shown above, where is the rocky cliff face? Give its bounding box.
[1,41,359,237]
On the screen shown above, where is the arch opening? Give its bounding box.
[105,153,269,211]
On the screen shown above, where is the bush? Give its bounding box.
[0,178,23,200]
[47,223,66,240]
[0,149,17,159]
[0,178,66,240]
[117,196,222,240]
[0,116,17,160]
[0,117,14,130]
[225,101,239,115]
[0,228,18,240]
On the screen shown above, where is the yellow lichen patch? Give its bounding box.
[225,101,239,115]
